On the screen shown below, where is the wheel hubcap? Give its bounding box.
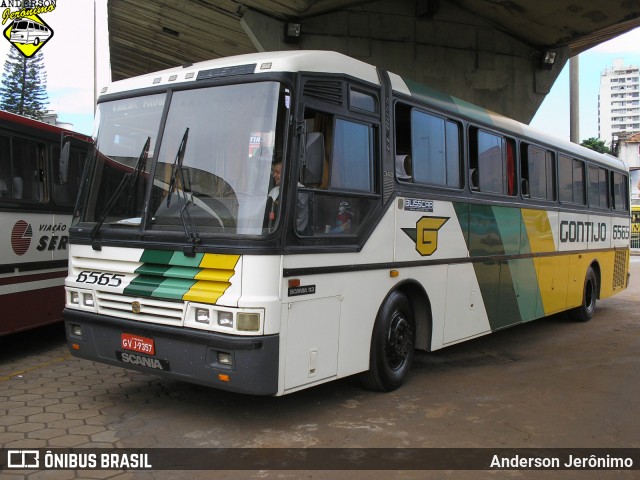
[585,279,595,313]
[386,312,412,371]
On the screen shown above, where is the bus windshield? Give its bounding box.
[76,81,289,240]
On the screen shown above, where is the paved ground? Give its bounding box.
[1,260,640,479]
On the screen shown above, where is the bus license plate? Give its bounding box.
[121,333,155,355]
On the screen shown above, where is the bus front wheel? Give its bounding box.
[359,291,415,392]
[570,266,598,322]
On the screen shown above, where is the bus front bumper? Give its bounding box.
[64,309,280,396]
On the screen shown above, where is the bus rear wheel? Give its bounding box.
[360,291,415,392]
[570,266,598,322]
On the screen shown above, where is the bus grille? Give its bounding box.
[95,291,185,326]
[612,250,627,290]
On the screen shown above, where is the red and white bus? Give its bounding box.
[0,110,91,335]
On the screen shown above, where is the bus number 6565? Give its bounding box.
[76,271,124,287]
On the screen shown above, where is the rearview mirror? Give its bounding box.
[301,132,324,186]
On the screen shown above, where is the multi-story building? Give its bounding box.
[599,59,640,145]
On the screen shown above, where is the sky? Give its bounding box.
[530,27,640,143]
[0,1,639,142]
[0,0,110,135]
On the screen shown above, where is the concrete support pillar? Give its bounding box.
[570,56,580,144]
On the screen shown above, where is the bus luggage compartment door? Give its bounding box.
[284,297,340,391]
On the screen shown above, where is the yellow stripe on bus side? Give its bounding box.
[521,209,556,253]
[199,254,240,270]
[183,280,231,304]
[183,253,240,304]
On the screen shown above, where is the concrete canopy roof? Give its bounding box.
[108,0,640,82]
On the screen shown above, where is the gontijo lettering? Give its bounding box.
[560,220,607,243]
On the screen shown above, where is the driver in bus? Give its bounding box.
[268,160,309,233]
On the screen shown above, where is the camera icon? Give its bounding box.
[7,450,40,468]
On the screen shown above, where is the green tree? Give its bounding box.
[0,47,48,119]
[580,137,611,154]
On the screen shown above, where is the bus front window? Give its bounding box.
[150,82,287,237]
[76,94,165,227]
[76,82,290,241]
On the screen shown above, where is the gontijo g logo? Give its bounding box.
[402,216,449,256]
[2,1,56,58]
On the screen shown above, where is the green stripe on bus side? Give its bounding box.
[135,264,172,277]
[151,278,197,300]
[169,251,204,267]
[492,206,521,256]
[453,203,547,330]
[164,266,200,279]
[508,258,546,322]
[467,204,505,256]
[124,275,165,297]
[127,250,203,299]
[139,249,174,265]
[138,249,205,268]
[404,78,496,126]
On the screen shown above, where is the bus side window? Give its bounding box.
[297,108,378,236]
[469,128,516,196]
[521,143,555,201]
[394,102,461,188]
[611,171,628,211]
[588,164,608,209]
[52,143,85,206]
[12,137,46,202]
[0,135,10,198]
[559,154,586,205]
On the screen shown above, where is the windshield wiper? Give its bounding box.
[165,128,200,256]
[166,127,188,208]
[90,137,151,250]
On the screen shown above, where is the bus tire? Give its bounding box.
[33,38,40,46]
[359,291,415,392]
[570,266,598,322]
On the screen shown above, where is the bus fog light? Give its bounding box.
[218,352,233,366]
[195,308,210,324]
[71,324,83,337]
[237,313,260,331]
[82,293,95,307]
[218,311,233,328]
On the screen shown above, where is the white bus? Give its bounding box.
[0,110,90,335]
[9,18,52,46]
[64,51,630,395]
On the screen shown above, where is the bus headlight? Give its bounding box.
[195,308,210,324]
[82,293,95,308]
[185,304,263,334]
[237,313,260,332]
[69,291,79,305]
[218,311,233,328]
